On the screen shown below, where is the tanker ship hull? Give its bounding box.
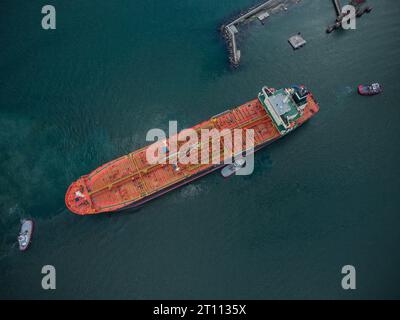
[66,85,319,215]
[111,134,282,212]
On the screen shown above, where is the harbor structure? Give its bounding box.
[221,0,300,66]
[288,33,306,49]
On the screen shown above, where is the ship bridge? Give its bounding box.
[258,87,302,134]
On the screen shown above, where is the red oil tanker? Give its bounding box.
[65,85,319,215]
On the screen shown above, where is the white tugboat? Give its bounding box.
[18,219,34,251]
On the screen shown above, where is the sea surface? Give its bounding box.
[0,0,399,299]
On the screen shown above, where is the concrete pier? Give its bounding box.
[326,0,372,33]
[226,1,276,27]
[333,0,342,17]
[221,0,300,67]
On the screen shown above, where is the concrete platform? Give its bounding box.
[257,11,270,21]
[288,33,306,49]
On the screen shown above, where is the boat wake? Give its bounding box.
[0,204,26,258]
[179,184,204,199]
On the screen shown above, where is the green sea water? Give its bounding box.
[0,0,400,299]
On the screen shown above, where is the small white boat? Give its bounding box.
[18,219,34,251]
[221,158,246,178]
